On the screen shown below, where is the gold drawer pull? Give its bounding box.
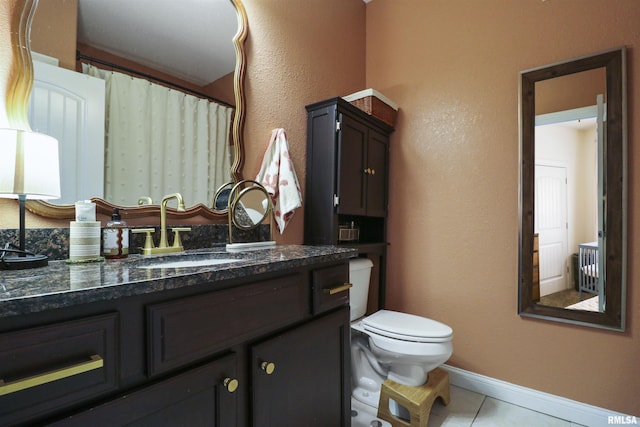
[323,283,353,296]
[0,354,103,396]
[223,377,239,393]
[260,361,276,375]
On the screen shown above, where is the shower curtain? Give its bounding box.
[85,65,233,207]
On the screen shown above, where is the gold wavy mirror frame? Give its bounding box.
[20,0,248,222]
[2,0,37,131]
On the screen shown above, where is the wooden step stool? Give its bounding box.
[377,367,450,427]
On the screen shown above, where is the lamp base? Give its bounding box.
[0,244,49,270]
[0,253,48,270]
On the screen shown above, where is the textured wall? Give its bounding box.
[242,0,366,243]
[366,0,639,415]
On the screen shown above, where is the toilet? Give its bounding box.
[349,258,453,421]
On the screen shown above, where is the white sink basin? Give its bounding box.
[226,241,276,252]
[139,258,240,269]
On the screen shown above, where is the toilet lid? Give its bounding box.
[362,310,453,343]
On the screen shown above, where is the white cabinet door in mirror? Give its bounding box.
[28,60,106,205]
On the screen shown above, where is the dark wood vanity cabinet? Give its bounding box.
[305,97,393,308]
[48,353,238,427]
[0,260,352,427]
[251,306,350,426]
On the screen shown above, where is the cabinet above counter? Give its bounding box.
[0,245,357,318]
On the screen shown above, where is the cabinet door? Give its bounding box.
[49,354,238,427]
[337,113,367,216]
[366,129,388,217]
[251,307,351,427]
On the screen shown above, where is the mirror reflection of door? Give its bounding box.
[535,163,568,297]
[534,68,606,312]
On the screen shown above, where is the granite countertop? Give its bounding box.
[0,245,358,318]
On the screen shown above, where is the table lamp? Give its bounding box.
[0,128,61,269]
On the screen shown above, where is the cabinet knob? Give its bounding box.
[363,168,370,174]
[223,377,239,393]
[260,361,276,375]
[370,168,376,175]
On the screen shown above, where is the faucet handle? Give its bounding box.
[132,228,156,252]
[171,227,191,248]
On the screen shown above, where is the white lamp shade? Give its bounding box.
[0,128,61,199]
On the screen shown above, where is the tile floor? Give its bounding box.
[352,385,586,427]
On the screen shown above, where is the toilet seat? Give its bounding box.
[361,310,452,343]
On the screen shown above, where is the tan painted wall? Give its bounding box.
[365,0,639,415]
[241,0,366,244]
[30,0,76,70]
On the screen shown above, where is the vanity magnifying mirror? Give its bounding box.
[212,182,234,213]
[23,0,248,221]
[518,47,627,331]
[227,180,274,244]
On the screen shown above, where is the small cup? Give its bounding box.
[75,200,96,222]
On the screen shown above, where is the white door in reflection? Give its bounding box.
[29,59,106,204]
[535,164,568,296]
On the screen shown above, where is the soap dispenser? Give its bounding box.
[103,208,129,259]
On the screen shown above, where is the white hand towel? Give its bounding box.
[255,128,303,234]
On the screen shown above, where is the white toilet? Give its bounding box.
[349,258,453,414]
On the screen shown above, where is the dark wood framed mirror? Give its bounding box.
[23,0,248,222]
[518,47,627,331]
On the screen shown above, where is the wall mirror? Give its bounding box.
[518,47,627,331]
[24,0,248,221]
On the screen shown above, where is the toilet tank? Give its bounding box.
[349,258,374,321]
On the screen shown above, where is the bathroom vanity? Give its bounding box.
[0,245,356,426]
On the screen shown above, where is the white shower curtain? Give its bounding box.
[85,65,233,207]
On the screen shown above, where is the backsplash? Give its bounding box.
[0,224,270,260]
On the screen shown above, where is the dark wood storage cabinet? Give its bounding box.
[305,97,393,308]
[0,260,351,426]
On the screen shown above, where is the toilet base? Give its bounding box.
[377,367,450,427]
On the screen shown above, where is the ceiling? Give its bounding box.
[558,116,597,130]
[77,0,238,86]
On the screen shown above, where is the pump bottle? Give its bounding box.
[103,208,129,259]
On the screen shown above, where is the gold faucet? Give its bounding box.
[159,193,185,249]
[132,193,190,255]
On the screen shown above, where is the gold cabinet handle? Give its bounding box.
[223,377,239,393]
[260,361,276,375]
[323,282,353,295]
[370,168,376,175]
[0,354,103,396]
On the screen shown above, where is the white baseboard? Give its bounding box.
[442,364,635,427]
